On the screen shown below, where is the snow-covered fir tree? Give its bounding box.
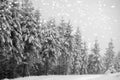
[104,39,115,73]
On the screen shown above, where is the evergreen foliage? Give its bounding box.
[0,0,119,79]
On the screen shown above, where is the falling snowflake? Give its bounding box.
[111,5,116,8]
[101,35,105,38]
[67,4,72,7]
[94,33,98,37]
[77,0,82,4]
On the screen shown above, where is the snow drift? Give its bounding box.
[4,73,120,80]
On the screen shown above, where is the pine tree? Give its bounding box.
[0,0,43,78]
[71,27,82,74]
[88,39,101,74]
[39,18,59,75]
[114,52,120,72]
[80,41,88,74]
[0,0,22,78]
[57,19,73,75]
[104,39,115,73]
[64,21,73,74]
[56,19,66,75]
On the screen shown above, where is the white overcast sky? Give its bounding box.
[32,0,120,54]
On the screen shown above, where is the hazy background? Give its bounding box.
[32,0,120,55]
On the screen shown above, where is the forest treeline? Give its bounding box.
[0,0,120,79]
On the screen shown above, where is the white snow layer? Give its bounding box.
[4,72,120,80]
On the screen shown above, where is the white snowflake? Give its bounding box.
[103,4,106,7]
[88,42,92,49]
[113,19,118,23]
[43,2,49,6]
[70,9,74,12]
[67,4,72,7]
[57,13,61,17]
[111,5,116,8]
[65,0,68,3]
[77,0,82,4]
[82,36,85,39]
[73,20,77,24]
[94,33,98,37]
[108,27,111,30]
[101,35,105,38]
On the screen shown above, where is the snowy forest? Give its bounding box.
[0,0,120,79]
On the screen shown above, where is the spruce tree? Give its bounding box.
[80,41,88,74]
[39,19,59,75]
[0,0,43,78]
[114,52,120,72]
[57,19,73,75]
[104,39,115,73]
[88,39,101,74]
[71,27,82,74]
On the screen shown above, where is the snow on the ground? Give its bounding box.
[91,73,120,80]
[4,73,120,80]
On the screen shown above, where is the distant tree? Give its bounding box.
[39,19,60,75]
[80,41,88,74]
[71,27,82,74]
[64,21,73,74]
[57,19,73,75]
[104,39,115,73]
[88,40,102,74]
[114,52,120,72]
